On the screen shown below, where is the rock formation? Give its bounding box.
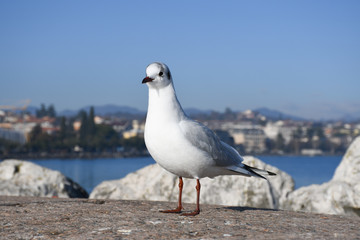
[90,156,294,209]
[0,159,88,198]
[281,136,360,217]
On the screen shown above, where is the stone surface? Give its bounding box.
[333,136,360,183]
[90,156,294,209]
[0,196,359,240]
[281,137,360,217]
[0,159,88,198]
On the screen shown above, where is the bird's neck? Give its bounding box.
[147,83,186,123]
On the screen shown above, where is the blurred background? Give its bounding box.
[0,1,359,192]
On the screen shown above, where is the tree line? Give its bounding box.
[1,106,146,156]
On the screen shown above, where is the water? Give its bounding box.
[29,155,342,193]
[258,155,342,189]
[30,157,156,194]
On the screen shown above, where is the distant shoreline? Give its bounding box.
[0,151,149,160]
[1,151,343,161]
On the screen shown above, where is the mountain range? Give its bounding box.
[253,107,306,121]
[24,104,359,122]
[59,104,145,117]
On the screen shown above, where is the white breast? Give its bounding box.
[145,119,213,178]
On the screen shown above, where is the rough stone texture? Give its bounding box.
[90,156,294,209]
[333,136,360,183]
[0,196,359,240]
[0,159,88,198]
[281,137,360,217]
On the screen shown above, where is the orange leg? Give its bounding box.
[160,177,183,213]
[181,179,201,216]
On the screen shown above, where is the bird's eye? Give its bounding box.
[159,72,163,76]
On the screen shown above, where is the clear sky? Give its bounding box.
[1,1,359,119]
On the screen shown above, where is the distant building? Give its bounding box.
[220,122,266,153]
[0,128,26,144]
[73,121,81,131]
[122,120,145,139]
[229,128,266,153]
[0,110,5,122]
[263,121,297,144]
[301,149,323,156]
[0,113,57,143]
[73,115,104,131]
[94,116,104,124]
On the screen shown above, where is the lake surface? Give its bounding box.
[29,155,342,194]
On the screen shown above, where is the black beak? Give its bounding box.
[142,76,153,84]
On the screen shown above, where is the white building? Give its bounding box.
[0,128,26,144]
[221,122,266,153]
[263,121,297,144]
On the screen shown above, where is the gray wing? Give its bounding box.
[179,119,244,167]
[179,119,274,178]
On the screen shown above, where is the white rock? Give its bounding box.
[90,156,294,209]
[333,137,360,183]
[281,137,360,217]
[0,159,88,198]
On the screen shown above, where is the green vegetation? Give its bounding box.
[0,106,146,157]
[36,104,56,118]
[0,138,22,156]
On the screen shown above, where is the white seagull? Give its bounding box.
[142,62,276,216]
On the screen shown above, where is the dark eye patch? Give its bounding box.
[159,72,163,76]
[167,70,171,79]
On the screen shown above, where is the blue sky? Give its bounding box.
[1,1,359,119]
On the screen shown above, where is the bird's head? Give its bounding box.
[142,62,172,89]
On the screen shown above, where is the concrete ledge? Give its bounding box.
[1,196,359,239]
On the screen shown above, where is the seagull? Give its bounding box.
[142,62,276,216]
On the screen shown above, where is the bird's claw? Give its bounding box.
[181,209,200,216]
[159,207,182,214]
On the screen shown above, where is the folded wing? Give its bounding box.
[179,118,276,179]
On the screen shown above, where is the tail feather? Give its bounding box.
[243,164,276,180]
[226,164,277,179]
